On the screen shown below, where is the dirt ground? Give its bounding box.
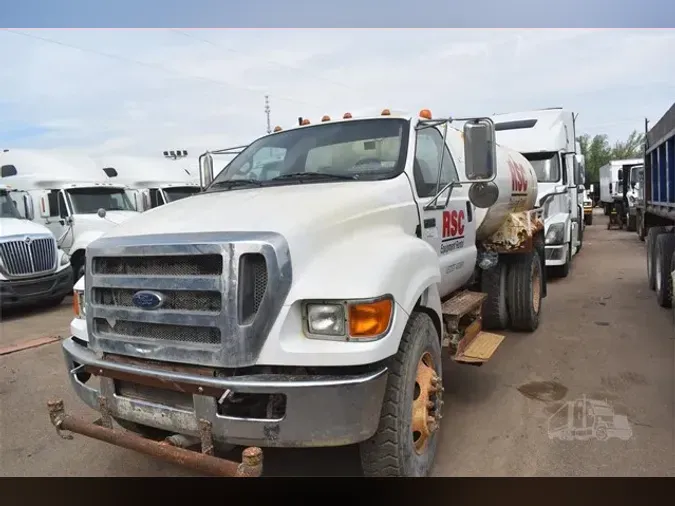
[1,209,673,477]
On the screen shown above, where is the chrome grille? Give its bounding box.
[0,236,56,277]
[94,318,220,345]
[93,254,222,276]
[86,232,292,368]
[93,287,222,312]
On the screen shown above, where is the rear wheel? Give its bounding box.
[647,227,668,290]
[584,213,593,226]
[654,234,675,308]
[637,212,646,241]
[480,261,509,330]
[506,250,542,332]
[359,312,443,477]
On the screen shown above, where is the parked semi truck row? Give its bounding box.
[50,107,561,477]
[638,102,675,317]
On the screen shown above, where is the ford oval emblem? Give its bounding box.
[131,290,165,310]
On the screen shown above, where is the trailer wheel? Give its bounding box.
[637,212,645,241]
[480,261,509,330]
[359,311,442,477]
[506,250,542,332]
[654,233,675,308]
[584,213,593,226]
[647,226,669,290]
[671,252,675,323]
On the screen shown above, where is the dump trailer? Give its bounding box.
[53,108,550,477]
[639,102,675,313]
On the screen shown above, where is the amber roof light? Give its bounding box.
[321,115,331,122]
[381,109,391,116]
[419,109,432,119]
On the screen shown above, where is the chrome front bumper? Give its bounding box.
[62,337,388,448]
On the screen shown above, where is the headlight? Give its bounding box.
[59,250,70,266]
[303,295,394,341]
[545,223,565,245]
[73,289,85,319]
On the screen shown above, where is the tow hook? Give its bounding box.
[47,399,263,477]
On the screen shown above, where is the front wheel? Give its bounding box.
[506,250,543,332]
[359,312,443,477]
[584,213,593,226]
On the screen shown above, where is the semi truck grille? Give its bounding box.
[94,318,221,345]
[93,287,222,312]
[86,232,292,368]
[0,237,56,277]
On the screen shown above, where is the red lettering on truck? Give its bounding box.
[508,159,528,194]
[442,209,465,239]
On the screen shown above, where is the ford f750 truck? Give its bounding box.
[50,108,554,477]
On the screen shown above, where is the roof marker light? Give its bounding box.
[321,115,331,122]
[301,118,311,125]
[419,109,432,119]
[273,125,283,132]
[381,109,391,116]
[343,112,352,119]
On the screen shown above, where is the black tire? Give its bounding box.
[584,213,593,226]
[577,222,583,253]
[359,312,443,477]
[647,226,669,290]
[603,204,609,216]
[671,252,675,324]
[480,261,509,330]
[627,214,637,232]
[637,212,646,241]
[506,250,543,332]
[550,245,571,278]
[114,418,171,440]
[654,233,675,308]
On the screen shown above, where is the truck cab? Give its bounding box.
[0,149,140,280]
[59,108,547,478]
[98,153,201,212]
[492,108,584,277]
[0,184,73,308]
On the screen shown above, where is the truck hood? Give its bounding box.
[0,216,54,237]
[101,179,417,263]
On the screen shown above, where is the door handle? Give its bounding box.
[424,218,436,228]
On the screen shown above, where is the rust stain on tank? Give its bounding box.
[485,210,544,253]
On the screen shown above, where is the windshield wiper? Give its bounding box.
[208,179,265,191]
[271,172,357,182]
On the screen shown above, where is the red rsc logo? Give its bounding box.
[442,209,465,238]
[508,159,528,193]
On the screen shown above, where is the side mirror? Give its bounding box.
[39,195,50,219]
[199,152,215,189]
[23,194,34,220]
[463,119,496,181]
[97,208,107,218]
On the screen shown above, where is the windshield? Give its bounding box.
[163,186,201,203]
[523,152,561,183]
[0,191,22,219]
[66,188,135,214]
[208,118,409,189]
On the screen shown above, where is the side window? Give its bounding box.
[57,192,69,218]
[47,190,59,218]
[414,128,459,198]
[149,189,163,208]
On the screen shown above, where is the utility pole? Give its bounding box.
[264,95,271,134]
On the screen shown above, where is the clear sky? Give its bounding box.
[1,1,674,157]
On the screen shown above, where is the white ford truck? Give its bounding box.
[52,109,547,477]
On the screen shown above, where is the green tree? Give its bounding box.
[576,129,645,183]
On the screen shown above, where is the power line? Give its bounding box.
[170,29,361,93]
[1,28,321,109]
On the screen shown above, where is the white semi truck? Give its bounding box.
[492,108,585,278]
[0,184,72,309]
[0,149,140,280]
[598,159,642,213]
[98,152,201,211]
[52,108,548,478]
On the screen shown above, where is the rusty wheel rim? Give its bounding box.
[532,260,541,314]
[412,351,440,454]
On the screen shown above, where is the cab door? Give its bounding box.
[413,125,476,298]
